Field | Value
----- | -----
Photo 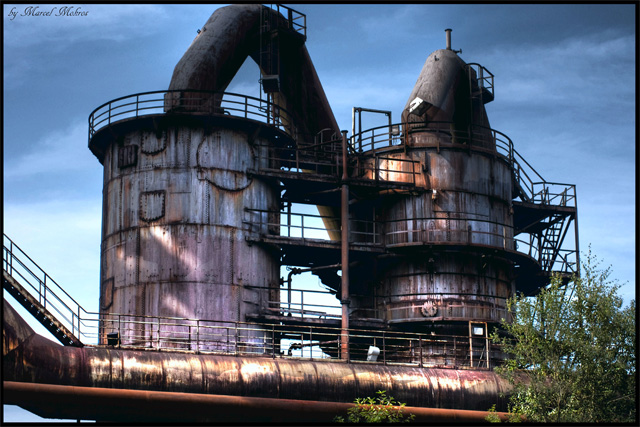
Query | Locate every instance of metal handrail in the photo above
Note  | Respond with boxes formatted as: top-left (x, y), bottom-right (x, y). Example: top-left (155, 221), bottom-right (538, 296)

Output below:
top-left (93, 310), bottom-right (504, 368)
top-left (3, 234), bottom-right (89, 338)
top-left (88, 90), bottom-right (299, 144)
top-left (384, 216), bottom-right (515, 249)
top-left (350, 121), bottom-right (576, 209)
top-left (267, 4), bottom-right (307, 38)
top-left (4, 234), bottom-right (507, 368)
top-left (351, 155), bottom-right (420, 186)
top-left (467, 63), bottom-right (494, 98)
top-left (244, 209), bottom-right (525, 251)
top-left (251, 135), bottom-right (420, 187)
top-left (244, 208), bottom-right (380, 244)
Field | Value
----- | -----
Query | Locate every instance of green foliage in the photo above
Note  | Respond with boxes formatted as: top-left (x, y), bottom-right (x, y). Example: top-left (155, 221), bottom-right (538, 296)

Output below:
top-left (492, 248), bottom-right (636, 423)
top-left (334, 390), bottom-right (415, 423)
top-left (484, 404), bottom-right (524, 423)
top-left (485, 404), bottom-right (502, 423)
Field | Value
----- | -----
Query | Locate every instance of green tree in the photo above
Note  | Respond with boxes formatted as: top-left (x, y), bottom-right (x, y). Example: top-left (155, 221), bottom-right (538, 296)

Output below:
top-left (492, 248), bottom-right (636, 423)
top-left (334, 390), bottom-right (415, 423)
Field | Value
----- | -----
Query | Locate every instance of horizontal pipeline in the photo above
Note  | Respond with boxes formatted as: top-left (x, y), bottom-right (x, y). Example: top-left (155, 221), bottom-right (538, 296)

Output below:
top-left (3, 381), bottom-right (522, 423)
top-left (3, 297), bottom-right (512, 413)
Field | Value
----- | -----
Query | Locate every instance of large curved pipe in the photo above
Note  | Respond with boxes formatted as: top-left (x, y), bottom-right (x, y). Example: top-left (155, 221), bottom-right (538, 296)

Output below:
top-left (169, 4), bottom-right (341, 240)
top-left (3, 298), bottom-right (511, 413)
top-left (169, 4), bottom-right (339, 146)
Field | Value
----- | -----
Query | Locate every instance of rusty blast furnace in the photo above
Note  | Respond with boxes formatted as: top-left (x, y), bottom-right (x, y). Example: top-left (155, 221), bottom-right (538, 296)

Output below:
top-left (3, 4), bottom-right (579, 422)
top-left (88, 5), bottom-right (578, 362)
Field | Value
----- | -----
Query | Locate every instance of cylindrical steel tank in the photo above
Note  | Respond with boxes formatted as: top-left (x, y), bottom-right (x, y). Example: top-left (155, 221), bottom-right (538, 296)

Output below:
top-left (352, 47), bottom-right (515, 338)
top-left (93, 114), bottom-right (281, 350)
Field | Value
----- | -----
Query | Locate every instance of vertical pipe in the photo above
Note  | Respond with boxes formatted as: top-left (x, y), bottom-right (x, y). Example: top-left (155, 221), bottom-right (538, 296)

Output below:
top-left (235, 322), bottom-right (239, 355)
top-left (382, 332), bottom-right (386, 364)
top-left (287, 202), bottom-right (291, 237)
top-left (573, 189), bottom-right (581, 277)
top-left (271, 325), bottom-right (275, 358)
top-left (287, 270), bottom-right (293, 315)
top-left (454, 337), bottom-right (457, 366)
top-left (358, 110), bottom-right (362, 151)
top-left (340, 130), bottom-right (350, 361)
top-left (485, 323), bottom-right (490, 369)
top-left (468, 322), bottom-right (473, 367)
top-left (351, 108), bottom-right (355, 149)
top-left (445, 29), bottom-right (452, 50)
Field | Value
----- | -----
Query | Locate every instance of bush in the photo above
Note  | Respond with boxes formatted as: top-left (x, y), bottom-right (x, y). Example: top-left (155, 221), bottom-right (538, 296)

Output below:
top-left (492, 248), bottom-right (636, 423)
top-left (334, 390), bottom-right (415, 423)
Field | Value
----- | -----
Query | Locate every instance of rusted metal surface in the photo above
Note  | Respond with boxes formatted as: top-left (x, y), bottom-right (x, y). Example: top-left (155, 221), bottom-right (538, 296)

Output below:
top-left (340, 130), bottom-right (350, 360)
top-left (3, 298), bottom-right (511, 411)
top-left (98, 119), bottom-right (280, 348)
top-left (168, 4), bottom-right (340, 147)
top-left (347, 41), bottom-right (516, 334)
top-left (2, 296), bottom-right (37, 357)
top-left (401, 48), bottom-right (492, 142)
top-left (90, 4), bottom-right (348, 351)
top-left (3, 381), bottom-right (522, 422)
top-left (167, 3), bottom-right (342, 239)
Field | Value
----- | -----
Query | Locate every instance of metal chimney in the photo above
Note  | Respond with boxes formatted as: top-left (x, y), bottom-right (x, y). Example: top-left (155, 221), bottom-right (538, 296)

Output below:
top-left (445, 28), bottom-right (452, 50)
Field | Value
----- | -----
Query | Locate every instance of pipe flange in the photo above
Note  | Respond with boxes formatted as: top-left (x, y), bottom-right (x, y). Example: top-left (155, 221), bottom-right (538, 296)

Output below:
top-left (421, 300), bottom-right (437, 317)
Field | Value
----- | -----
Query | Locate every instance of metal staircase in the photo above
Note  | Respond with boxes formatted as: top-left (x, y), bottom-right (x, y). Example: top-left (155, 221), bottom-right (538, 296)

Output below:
top-left (2, 234), bottom-right (84, 347)
top-left (492, 127), bottom-right (579, 280)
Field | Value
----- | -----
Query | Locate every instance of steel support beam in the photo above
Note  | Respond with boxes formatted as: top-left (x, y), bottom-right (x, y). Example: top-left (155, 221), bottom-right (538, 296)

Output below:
top-left (340, 130), bottom-right (350, 361)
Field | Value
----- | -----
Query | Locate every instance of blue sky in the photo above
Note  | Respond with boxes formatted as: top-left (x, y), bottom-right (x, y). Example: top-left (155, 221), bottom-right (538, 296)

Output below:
top-left (3, 3), bottom-right (636, 422)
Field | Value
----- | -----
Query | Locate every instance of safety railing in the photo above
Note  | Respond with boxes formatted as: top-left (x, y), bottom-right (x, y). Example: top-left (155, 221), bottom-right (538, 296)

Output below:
top-left (544, 248), bottom-right (579, 275)
top-left (245, 205), bottom-right (579, 275)
top-left (3, 234), bottom-right (89, 339)
top-left (531, 182), bottom-right (577, 207)
top-left (244, 208), bottom-right (382, 245)
top-left (266, 286), bottom-right (342, 320)
top-left (263, 4), bottom-right (307, 39)
top-left (93, 311), bottom-right (504, 368)
top-left (3, 232), bottom-right (509, 368)
top-left (350, 155), bottom-right (420, 186)
top-left (467, 63), bottom-right (494, 101)
top-left (350, 122), bottom-right (404, 153)
top-left (385, 216), bottom-right (516, 250)
top-left (251, 138), bottom-right (419, 187)
top-left (514, 234), bottom-right (541, 262)
top-left (244, 209), bottom-right (549, 257)
top-left (88, 90), bottom-right (299, 144)
top-left (351, 121), bottom-right (576, 209)
top-left (253, 137), bottom-right (342, 177)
